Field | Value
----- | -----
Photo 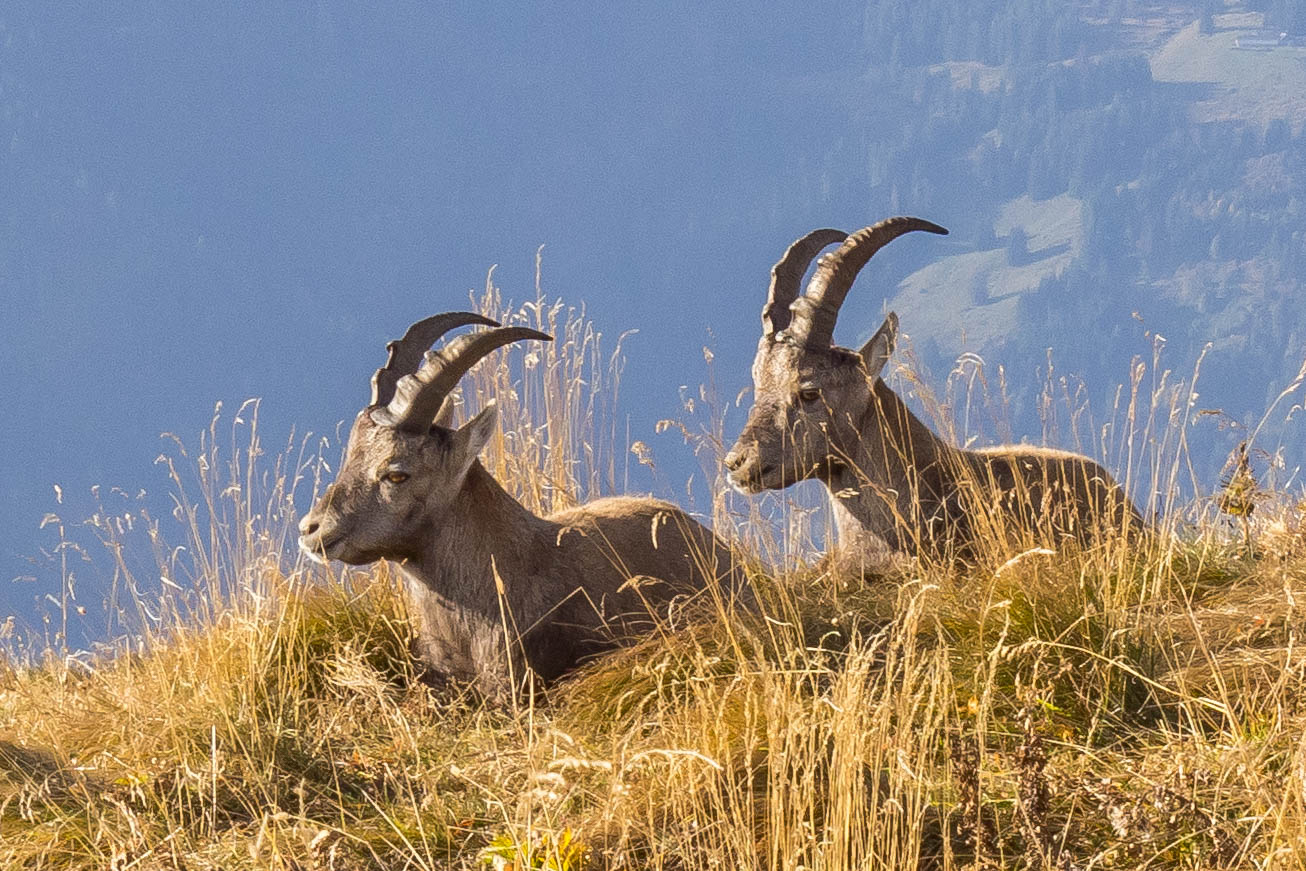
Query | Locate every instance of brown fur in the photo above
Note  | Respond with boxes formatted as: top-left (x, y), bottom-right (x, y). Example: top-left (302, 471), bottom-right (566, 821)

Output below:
top-left (301, 408), bottom-right (746, 701)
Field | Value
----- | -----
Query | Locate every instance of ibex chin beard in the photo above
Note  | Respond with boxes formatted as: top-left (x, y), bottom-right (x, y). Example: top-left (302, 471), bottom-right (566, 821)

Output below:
top-left (298, 527), bottom-right (346, 564)
top-left (726, 457), bottom-right (781, 494)
top-left (298, 536), bottom-right (330, 565)
top-left (726, 472), bottom-right (762, 496)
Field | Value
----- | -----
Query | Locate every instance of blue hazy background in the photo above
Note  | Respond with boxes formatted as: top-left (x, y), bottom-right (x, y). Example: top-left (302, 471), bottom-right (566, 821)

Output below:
top-left (4, 2), bottom-right (1305, 646)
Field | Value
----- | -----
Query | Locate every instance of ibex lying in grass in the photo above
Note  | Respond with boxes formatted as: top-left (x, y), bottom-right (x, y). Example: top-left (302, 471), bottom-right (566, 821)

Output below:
top-left (300, 312), bottom-right (747, 699)
top-left (725, 218), bottom-right (1144, 569)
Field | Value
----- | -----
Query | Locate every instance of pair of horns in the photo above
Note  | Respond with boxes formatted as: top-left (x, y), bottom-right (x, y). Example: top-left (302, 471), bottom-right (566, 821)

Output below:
top-left (763, 216), bottom-right (948, 349)
top-left (369, 311), bottom-right (552, 432)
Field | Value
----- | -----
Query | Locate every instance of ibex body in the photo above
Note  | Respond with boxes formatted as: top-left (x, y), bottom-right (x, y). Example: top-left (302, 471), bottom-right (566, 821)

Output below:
top-left (725, 219), bottom-right (1144, 569)
top-left (300, 313), bottom-right (745, 700)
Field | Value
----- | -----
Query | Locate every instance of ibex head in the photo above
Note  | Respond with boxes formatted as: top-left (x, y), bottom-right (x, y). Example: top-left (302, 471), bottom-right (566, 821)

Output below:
top-left (725, 218), bottom-right (947, 493)
top-left (299, 312), bottom-right (551, 565)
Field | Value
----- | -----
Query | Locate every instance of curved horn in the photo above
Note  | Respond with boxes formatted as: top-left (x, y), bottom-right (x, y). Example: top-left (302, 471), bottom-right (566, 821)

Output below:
top-left (786, 217), bottom-right (948, 349)
top-left (370, 311), bottom-right (500, 407)
top-left (762, 228), bottom-right (847, 337)
top-left (376, 326), bottom-right (553, 431)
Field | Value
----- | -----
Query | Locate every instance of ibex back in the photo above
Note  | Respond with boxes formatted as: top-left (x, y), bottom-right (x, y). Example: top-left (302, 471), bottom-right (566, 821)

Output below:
top-left (724, 219), bottom-right (1144, 571)
top-left (300, 312), bottom-right (747, 700)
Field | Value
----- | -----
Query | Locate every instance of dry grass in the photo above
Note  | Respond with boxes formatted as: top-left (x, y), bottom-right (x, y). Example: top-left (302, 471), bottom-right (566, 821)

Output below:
top-left (3, 279), bottom-right (1306, 870)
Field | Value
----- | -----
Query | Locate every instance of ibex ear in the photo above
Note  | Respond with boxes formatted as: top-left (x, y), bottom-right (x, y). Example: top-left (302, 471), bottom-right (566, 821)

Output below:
top-left (452, 401), bottom-right (498, 474)
top-left (432, 393), bottom-right (458, 429)
top-left (858, 312), bottom-right (898, 379)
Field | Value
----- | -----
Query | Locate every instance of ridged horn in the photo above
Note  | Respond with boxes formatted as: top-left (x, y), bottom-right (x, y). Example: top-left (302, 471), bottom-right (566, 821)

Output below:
top-left (786, 217), bottom-right (948, 349)
top-left (370, 312), bottom-right (499, 407)
top-left (374, 325), bottom-right (553, 432)
top-left (762, 228), bottom-right (847, 337)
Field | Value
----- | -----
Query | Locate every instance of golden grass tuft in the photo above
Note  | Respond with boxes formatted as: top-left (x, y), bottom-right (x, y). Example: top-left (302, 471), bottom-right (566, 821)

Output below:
top-left (3, 275), bottom-right (1306, 869)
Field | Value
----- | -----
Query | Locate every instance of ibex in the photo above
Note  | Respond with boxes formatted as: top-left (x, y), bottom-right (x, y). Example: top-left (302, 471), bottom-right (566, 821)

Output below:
top-left (300, 312), bottom-right (747, 699)
top-left (724, 218), bottom-right (1144, 570)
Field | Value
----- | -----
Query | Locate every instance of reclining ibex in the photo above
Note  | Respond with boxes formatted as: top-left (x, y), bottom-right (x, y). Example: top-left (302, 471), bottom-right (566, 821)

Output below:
top-left (300, 312), bottom-right (746, 699)
top-left (724, 218), bottom-right (1144, 569)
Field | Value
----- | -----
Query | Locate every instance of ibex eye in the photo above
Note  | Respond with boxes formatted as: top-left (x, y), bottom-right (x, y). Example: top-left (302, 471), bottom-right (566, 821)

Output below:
top-left (798, 387), bottom-right (821, 403)
top-left (383, 471), bottom-right (410, 485)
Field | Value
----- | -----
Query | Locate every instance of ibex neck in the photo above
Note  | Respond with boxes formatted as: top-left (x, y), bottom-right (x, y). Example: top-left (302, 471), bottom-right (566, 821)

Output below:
top-left (406, 462), bottom-right (551, 616)
top-left (866, 377), bottom-right (956, 468)
top-left (823, 378), bottom-right (961, 557)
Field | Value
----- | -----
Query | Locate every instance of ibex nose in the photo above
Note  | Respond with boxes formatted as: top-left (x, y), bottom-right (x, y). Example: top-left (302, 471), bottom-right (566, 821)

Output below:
top-left (724, 448), bottom-right (744, 472)
top-left (299, 515), bottom-right (319, 537)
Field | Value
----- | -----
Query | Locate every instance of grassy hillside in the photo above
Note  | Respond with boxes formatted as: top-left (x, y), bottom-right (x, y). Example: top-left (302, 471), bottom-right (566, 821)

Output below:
top-left (3, 296), bottom-right (1305, 870)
